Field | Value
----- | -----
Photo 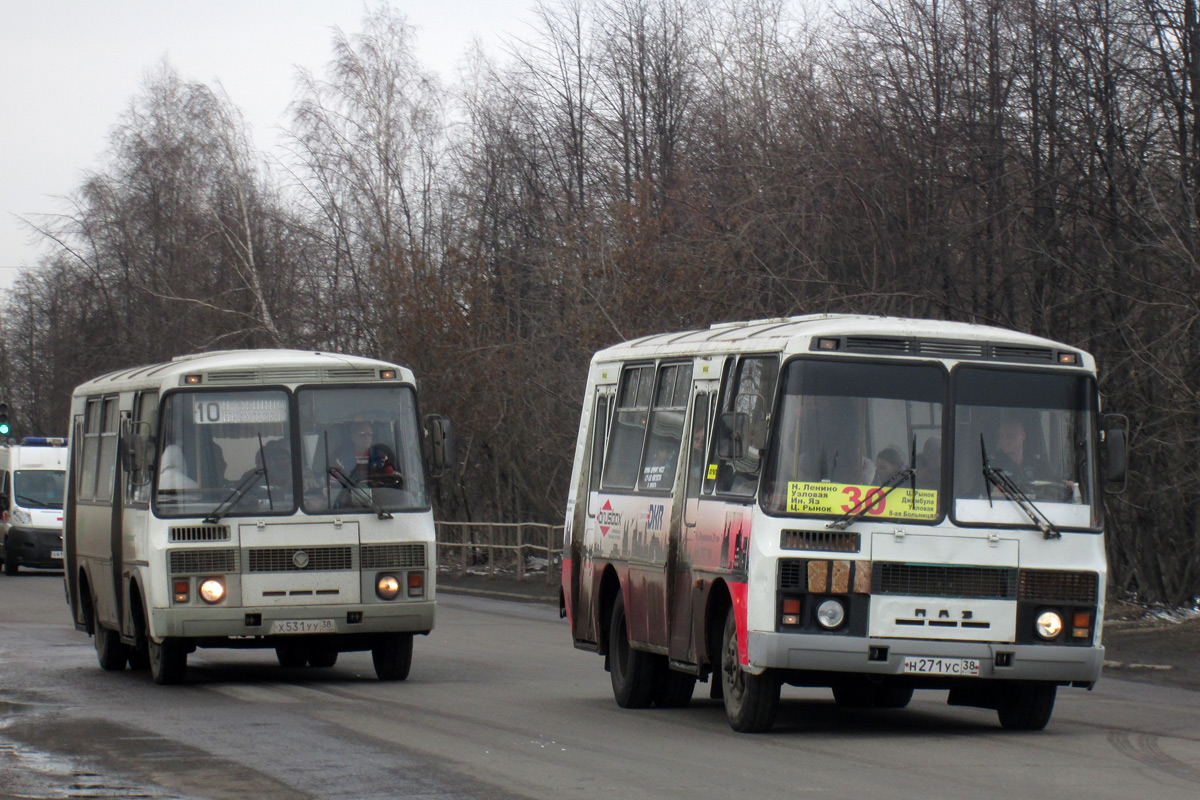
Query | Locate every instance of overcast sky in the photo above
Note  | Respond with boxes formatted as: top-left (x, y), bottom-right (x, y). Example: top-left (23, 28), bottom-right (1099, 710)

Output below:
top-left (0, 0), bottom-right (535, 289)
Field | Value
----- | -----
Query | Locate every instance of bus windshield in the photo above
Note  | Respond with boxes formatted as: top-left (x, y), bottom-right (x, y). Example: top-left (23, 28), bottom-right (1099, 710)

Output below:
top-left (299, 385), bottom-right (429, 514)
top-left (154, 385), bottom-right (429, 518)
top-left (155, 390), bottom-right (294, 517)
top-left (952, 368), bottom-right (1099, 530)
top-left (14, 470), bottom-right (66, 510)
top-left (762, 359), bottom-right (944, 521)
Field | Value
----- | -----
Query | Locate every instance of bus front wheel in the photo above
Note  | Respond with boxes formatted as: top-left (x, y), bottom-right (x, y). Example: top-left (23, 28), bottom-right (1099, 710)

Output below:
top-left (997, 682), bottom-right (1056, 730)
top-left (372, 633), bottom-right (413, 681)
top-left (720, 607), bottom-right (780, 732)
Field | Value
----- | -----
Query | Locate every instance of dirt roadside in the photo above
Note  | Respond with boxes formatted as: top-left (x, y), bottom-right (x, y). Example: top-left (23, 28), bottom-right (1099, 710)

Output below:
top-left (438, 572), bottom-right (1200, 692)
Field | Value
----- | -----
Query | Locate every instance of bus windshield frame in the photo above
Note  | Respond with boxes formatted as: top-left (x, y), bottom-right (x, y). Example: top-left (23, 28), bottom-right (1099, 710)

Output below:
top-left (950, 365), bottom-right (1101, 532)
top-left (152, 384), bottom-right (429, 519)
top-left (761, 357), bottom-right (946, 523)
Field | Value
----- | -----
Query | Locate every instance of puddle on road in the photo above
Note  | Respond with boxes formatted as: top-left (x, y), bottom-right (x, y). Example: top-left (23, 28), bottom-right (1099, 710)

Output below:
top-left (1, 701), bottom-right (189, 800)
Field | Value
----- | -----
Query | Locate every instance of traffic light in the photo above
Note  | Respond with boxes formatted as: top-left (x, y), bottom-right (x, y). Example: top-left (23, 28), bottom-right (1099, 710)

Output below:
top-left (0, 401), bottom-right (10, 436)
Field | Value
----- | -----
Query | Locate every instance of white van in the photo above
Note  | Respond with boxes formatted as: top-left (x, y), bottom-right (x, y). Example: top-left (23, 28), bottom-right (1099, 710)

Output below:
top-left (0, 438), bottom-right (68, 575)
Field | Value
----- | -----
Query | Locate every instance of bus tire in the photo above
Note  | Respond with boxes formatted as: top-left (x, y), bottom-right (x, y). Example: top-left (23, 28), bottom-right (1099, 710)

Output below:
top-left (308, 647), bottom-right (338, 668)
top-left (3, 546), bottom-right (17, 576)
top-left (996, 682), bottom-right (1056, 731)
top-left (275, 642), bottom-right (309, 668)
top-left (653, 667), bottom-right (697, 709)
top-left (608, 592), bottom-right (658, 709)
top-left (372, 633), bottom-right (413, 681)
top-left (720, 607), bottom-right (779, 732)
top-left (93, 624), bottom-right (129, 671)
top-left (149, 638), bottom-right (187, 685)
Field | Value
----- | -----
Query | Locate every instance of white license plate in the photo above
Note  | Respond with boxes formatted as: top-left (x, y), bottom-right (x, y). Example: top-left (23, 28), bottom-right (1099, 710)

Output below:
top-left (51, 550), bottom-right (64, 559)
top-left (270, 618), bottom-right (336, 635)
top-left (902, 657), bottom-right (980, 676)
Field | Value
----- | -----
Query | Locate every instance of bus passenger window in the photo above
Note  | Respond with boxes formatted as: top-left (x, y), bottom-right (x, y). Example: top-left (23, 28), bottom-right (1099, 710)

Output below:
top-left (602, 366), bottom-right (654, 490)
top-left (638, 364), bottom-right (689, 492)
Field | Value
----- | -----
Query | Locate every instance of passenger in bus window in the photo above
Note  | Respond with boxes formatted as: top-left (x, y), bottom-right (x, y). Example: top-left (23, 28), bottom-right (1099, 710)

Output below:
top-left (872, 447), bottom-right (903, 486)
top-left (991, 415), bottom-right (1033, 481)
top-left (366, 442), bottom-right (403, 488)
top-left (159, 443), bottom-right (197, 490)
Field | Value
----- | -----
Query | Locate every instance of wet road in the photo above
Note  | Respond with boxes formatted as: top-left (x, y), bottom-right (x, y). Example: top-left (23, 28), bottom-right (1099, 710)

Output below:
top-left (2, 571), bottom-right (1199, 799)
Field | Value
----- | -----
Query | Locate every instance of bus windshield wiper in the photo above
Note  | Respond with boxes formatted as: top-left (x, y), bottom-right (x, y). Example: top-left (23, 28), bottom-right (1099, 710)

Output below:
top-left (328, 466), bottom-right (393, 520)
top-left (980, 435), bottom-right (1060, 540)
top-left (203, 467), bottom-right (264, 525)
top-left (828, 440), bottom-right (917, 530)
top-left (203, 435), bottom-right (269, 525)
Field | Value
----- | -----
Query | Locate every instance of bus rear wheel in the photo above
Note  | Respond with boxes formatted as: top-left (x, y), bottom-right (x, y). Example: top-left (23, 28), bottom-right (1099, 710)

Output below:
top-left (997, 682), bottom-right (1056, 730)
top-left (93, 624), bottom-right (129, 671)
top-left (372, 633), bottom-right (413, 681)
top-left (308, 647), bottom-right (339, 668)
top-left (832, 677), bottom-right (914, 709)
top-left (720, 607), bottom-right (779, 732)
top-left (608, 592), bottom-right (659, 708)
top-left (149, 637), bottom-right (187, 685)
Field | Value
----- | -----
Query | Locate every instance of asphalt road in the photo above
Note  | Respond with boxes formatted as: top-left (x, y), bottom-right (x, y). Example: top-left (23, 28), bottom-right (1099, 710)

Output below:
top-left (2, 570), bottom-right (1199, 800)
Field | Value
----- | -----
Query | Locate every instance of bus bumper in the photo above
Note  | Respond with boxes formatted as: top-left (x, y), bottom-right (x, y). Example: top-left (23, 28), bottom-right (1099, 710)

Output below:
top-left (150, 600), bottom-right (435, 643)
top-left (748, 630), bottom-right (1104, 684)
top-left (3, 527), bottom-right (63, 570)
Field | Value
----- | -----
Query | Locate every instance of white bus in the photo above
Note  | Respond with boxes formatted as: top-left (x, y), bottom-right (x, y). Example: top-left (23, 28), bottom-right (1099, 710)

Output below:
top-left (561, 315), bottom-right (1127, 732)
top-left (64, 350), bottom-right (451, 684)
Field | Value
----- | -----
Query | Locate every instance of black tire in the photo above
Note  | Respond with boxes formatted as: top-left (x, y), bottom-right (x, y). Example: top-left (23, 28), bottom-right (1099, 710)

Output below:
top-left (608, 592), bottom-right (660, 708)
top-left (308, 648), bottom-right (339, 668)
top-left (653, 667), bottom-right (697, 709)
top-left (832, 677), bottom-right (913, 709)
top-left (997, 682), bottom-right (1057, 731)
top-left (93, 624), bottom-right (129, 671)
top-left (3, 547), bottom-right (17, 576)
top-left (720, 606), bottom-right (780, 732)
top-left (372, 633), bottom-right (413, 681)
top-left (148, 637), bottom-right (187, 685)
top-left (275, 642), bottom-right (309, 668)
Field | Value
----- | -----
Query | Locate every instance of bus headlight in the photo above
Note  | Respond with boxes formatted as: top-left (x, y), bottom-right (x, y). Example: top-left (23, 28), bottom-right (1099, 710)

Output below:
top-left (198, 578), bottom-right (226, 604)
top-left (816, 598), bottom-right (846, 630)
top-left (376, 574), bottom-right (401, 600)
top-left (1035, 610), bottom-right (1063, 640)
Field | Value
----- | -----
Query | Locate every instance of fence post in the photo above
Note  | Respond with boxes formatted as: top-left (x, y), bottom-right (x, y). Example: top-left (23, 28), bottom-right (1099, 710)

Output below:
top-left (516, 524), bottom-right (525, 582)
top-left (459, 524), bottom-right (467, 576)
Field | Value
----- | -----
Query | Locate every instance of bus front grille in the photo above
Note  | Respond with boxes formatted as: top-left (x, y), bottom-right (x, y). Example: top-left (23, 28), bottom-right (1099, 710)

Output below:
top-left (246, 546), bottom-right (354, 572)
top-left (780, 529), bottom-right (860, 553)
top-left (361, 543), bottom-right (426, 569)
top-left (874, 562), bottom-right (1016, 600)
top-left (1018, 569), bottom-right (1098, 603)
top-left (169, 525), bottom-right (231, 542)
top-left (169, 548), bottom-right (239, 575)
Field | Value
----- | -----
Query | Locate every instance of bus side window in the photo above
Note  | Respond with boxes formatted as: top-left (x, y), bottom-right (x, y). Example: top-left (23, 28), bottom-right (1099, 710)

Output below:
top-left (589, 394), bottom-right (610, 494)
top-left (95, 398), bottom-right (120, 503)
top-left (686, 392), bottom-right (710, 499)
top-left (638, 364), bottom-right (689, 492)
top-left (79, 398), bottom-right (103, 501)
top-left (709, 357), bottom-right (778, 496)
top-left (602, 365), bottom-right (654, 490)
top-left (128, 391), bottom-right (159, 504)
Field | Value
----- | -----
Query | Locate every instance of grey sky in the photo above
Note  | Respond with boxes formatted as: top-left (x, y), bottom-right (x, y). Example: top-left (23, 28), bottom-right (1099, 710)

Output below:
top-left (0, 0), bottom-right (534, 289)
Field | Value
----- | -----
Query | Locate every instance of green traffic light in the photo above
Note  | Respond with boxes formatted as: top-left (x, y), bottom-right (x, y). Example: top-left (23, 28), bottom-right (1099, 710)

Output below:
top-left (0, 423), bottom-right (9, 435)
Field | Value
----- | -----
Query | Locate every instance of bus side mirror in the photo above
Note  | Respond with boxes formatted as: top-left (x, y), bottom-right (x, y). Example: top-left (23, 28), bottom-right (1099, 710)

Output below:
top-left (715, 412), bottom-right (748, 460)
top-left (1102, 414), bottom-right (1128, 493)
top-left (425, 415), bottom-right (452, 478)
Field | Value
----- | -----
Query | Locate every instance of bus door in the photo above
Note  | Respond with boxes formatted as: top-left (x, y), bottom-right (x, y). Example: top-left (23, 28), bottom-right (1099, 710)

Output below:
top-left (670, 374), bottom-right (718, 664)
top-left (576, 384), bottom-right (615, 644)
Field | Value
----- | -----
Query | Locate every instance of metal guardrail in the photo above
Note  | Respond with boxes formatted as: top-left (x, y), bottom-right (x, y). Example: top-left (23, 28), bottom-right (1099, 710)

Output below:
top-left (435, 521), bottom-right (565, 585)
